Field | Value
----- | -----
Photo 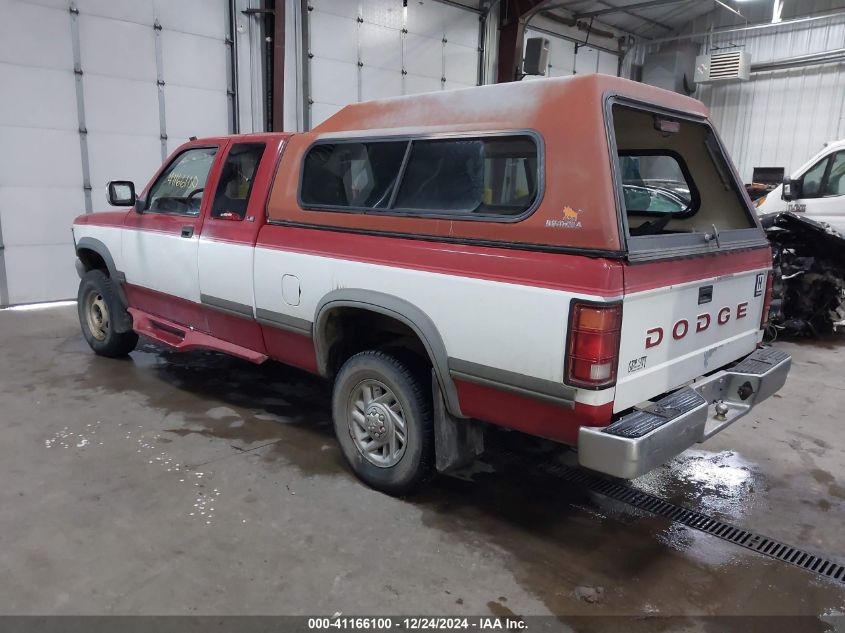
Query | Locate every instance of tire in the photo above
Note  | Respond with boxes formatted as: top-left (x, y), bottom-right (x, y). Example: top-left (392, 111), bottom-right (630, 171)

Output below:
top-left (332, 350), bottom-right (435, 495)
top-left (77, 269), bottom-right (138, 358)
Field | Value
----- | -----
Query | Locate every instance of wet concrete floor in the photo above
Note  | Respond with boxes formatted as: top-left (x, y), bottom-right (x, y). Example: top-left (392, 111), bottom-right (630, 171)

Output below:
top-left (0, 305), bottom-right (844, 622)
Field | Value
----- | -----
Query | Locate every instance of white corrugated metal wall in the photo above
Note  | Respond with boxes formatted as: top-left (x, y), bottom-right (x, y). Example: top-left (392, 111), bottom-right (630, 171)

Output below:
top-left (698, 11), bottom-right (845, 182)
top-left (632, 1), bottom-right (845, 183)
top-left (304, 0), bottom-right (482, 128)
top-left (0, 0), bottom-right (240, 306)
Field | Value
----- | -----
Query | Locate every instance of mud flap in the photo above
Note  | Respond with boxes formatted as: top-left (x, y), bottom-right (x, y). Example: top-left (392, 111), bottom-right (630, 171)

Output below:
top-left (112, 307), bottom-right (134, 334)
top-left (432, 371), bottom-right (484, 473)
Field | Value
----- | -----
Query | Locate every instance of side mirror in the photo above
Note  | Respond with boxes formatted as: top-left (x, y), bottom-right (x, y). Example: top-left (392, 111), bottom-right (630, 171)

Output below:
top-left (782, 178), bottom-right (802, 201)
top-left (107, 181), bottom-right (136, 207)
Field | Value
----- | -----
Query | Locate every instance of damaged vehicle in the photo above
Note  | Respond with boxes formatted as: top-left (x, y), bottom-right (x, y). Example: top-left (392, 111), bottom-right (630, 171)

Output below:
top-left (760, 211), bottom-right (845, 337)
top-left (756, 138), bottom-right (845, 232)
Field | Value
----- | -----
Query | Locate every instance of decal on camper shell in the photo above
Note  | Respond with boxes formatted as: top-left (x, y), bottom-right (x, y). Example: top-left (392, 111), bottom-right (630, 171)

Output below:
top-left (545, 206), bottom-right (583, 229)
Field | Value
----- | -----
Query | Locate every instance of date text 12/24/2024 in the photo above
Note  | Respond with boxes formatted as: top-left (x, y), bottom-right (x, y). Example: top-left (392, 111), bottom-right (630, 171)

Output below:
top-left (307, 617), bottom-right (527, 630)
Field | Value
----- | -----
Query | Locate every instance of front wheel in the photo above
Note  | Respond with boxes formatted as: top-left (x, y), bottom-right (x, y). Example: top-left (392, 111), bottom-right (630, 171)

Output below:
top-left (77, 269), bottom-right (138, 357)
top-left (332, 350), bottom-right (435, 495)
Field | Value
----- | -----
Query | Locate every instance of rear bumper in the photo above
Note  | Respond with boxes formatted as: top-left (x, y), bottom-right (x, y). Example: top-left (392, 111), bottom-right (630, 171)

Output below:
top-left (577, 347), bottom-right (791, 479)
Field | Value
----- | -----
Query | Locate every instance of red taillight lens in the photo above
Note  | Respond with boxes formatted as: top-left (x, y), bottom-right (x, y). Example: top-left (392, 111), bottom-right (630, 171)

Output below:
top-left (566, 302), bottom-right (623, 389)
top-left (760, 271), bottom-right (774, 329)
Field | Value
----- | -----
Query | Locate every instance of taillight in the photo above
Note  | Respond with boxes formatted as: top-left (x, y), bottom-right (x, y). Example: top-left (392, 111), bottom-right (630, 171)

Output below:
top-left (760, 271), bottom-right (774, 329)
top-left (566, 301), bottom-right (623, 389)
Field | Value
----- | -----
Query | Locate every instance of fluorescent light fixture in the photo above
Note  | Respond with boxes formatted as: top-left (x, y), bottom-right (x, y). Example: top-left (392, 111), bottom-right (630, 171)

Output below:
top-left (772, 0), bottom-right (783, 23)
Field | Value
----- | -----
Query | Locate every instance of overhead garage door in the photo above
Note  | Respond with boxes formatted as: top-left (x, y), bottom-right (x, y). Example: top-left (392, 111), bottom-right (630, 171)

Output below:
top-left (0, 0), bottom-right (233, 306)
top-left (524, 27), bottom-right (619, 78)
top-left (306, 0), bottom-right (481, 127)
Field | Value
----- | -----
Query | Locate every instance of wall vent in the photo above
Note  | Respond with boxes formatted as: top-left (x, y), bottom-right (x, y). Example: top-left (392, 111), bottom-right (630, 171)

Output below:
top-left (694, 50), bottom-right (751, 83)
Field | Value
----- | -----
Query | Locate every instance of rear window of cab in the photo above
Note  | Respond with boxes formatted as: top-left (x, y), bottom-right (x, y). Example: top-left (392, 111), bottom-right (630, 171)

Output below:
top-left (299, 134), bottom-right (541, 221)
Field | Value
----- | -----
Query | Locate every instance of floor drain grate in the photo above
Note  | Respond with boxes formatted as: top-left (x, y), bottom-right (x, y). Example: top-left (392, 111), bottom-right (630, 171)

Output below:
top-left (542, 462), bottom-right (845, 585)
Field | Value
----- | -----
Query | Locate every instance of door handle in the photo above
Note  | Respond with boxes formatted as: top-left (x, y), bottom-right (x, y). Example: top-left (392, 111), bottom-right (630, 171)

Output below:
top-left (181, 225), bottom-right (194, 238)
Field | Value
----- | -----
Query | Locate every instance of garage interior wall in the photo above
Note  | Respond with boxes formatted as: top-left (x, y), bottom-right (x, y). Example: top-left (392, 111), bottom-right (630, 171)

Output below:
top-left (304, 0), bottom-right (482, 128)
top-left (632, 1), bottom-right (845, 183)
top-left (698, 11), bottom-right (845, 182)
top-left (523, 16), bottom-right (620, 79)
top-left (0, 0), bottom-right (258, 306)
top-left (523, 27), bottom-right (619, 78)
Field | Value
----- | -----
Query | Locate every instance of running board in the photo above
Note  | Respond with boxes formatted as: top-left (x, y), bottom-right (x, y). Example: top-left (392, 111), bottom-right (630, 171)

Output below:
top-left (127, 307), bottom-right (268, 364)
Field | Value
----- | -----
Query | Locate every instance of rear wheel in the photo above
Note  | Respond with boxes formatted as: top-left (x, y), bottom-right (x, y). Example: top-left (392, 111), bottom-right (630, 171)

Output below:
top-left (332, 350), bottom-right (434, 495)
top-left (77, 270), bottom-right (138, 357)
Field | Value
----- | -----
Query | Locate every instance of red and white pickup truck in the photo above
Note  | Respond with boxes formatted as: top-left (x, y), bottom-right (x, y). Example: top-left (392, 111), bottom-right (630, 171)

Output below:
top-left (72, 75), bottom-right (791, 494)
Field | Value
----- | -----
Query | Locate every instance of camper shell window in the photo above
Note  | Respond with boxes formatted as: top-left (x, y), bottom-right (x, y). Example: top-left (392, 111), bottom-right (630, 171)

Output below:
top-left (299, 133), bottom-right (541, 220)
top-left (611, 103), bottom-right (757, 242)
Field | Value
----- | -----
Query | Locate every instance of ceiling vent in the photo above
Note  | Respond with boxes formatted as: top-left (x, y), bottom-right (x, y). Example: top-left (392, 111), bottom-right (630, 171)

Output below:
top-left (694, 50), bottom-right (751, 83)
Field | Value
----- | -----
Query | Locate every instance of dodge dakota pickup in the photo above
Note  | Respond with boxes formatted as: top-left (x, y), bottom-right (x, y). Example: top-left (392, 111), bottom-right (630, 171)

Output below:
top-left (72, 75), bottom-right (791, 494)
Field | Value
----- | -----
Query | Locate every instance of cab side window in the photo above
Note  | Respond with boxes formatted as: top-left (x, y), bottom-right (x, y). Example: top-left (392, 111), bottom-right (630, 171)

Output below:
top-left (147, 147), bottom-right (218, 216)
top-left (211, 143), bottom-right (267, 220)
top-left (800, 156), bottom-right (829, 198)
top-left (822, 152), bottom-right (845, 197)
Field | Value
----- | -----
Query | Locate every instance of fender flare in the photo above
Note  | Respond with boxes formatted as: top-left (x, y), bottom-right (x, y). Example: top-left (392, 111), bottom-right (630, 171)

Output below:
top-left (75, 237), bottom-right (132, 333)
top-left (313, 289), bottom-right (465, 418)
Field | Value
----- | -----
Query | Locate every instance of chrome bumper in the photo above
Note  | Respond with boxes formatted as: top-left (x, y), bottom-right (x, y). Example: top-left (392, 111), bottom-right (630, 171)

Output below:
top-left (578, 347), bottom-right (792, 479)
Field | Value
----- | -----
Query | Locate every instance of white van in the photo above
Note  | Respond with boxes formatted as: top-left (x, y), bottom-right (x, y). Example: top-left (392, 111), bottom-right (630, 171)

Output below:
top-left (756, 139), bottom-right (845, 234)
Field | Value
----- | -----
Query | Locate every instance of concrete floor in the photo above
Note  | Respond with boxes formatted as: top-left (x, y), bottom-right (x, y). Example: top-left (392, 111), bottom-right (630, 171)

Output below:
top-left (0, 305), bottom-right (844, 621)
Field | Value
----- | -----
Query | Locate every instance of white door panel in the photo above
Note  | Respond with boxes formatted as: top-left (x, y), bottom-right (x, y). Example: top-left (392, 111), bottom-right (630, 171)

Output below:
top-left (598, 50), bottom-right (619, 76)
top-left (444, 42), bottom-right (477, 86)
top-left (574, 46), bottom-right (599, 74)
top-left (166, 85), bottom-right (229, 141)
top-left (310, 10), bottom-right (359, 63)
top-left (404, 1), bottom-right (443, 38)
top-left (79, 13), bottom-right (156, 81)
top-left (0, 63), bottom-right (77, 130)
top-left (404, 33), bottom-right (443, 79)
top-left (73, 0), bottom-right (154, 24)
top-left (155, 0), bottom-right (226, 38)
top-left (121, 229), bottom-right (201, 302)
top-left (0, 1), bottom-right (73, 70)
top-left (161, 30), bottom-right (228, 92)
top-left (361, 66), bottom-right (402, 102)
top-left (83, 75), bottom-right (160, 137)
top-left (311, 0), bottom-right (360, 19)
top-left (549, 39), bottom-right (575, 76)
top-left (803, 200), bottom-right (845, 234)
top-left (198, 238), bottom-right (254, 310)
top-left (4, 243), bottom-right (79, 305)
top-left (404, 73), bottom-right (442, 95)
top-left (442, 4), bottom-right (479, 48)
top-left (310, 57), bottom-right (358, 107)
top-left (360, 22), bottom-right (402, 71)
top-left (2, 187), bottom-right (86, 247)
top-left (307, 0), bottom-right (480, 127)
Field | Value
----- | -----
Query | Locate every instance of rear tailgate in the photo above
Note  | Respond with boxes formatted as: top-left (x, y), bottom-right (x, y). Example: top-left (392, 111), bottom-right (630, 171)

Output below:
top-left (614, 248), bottom-right (771, 412)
